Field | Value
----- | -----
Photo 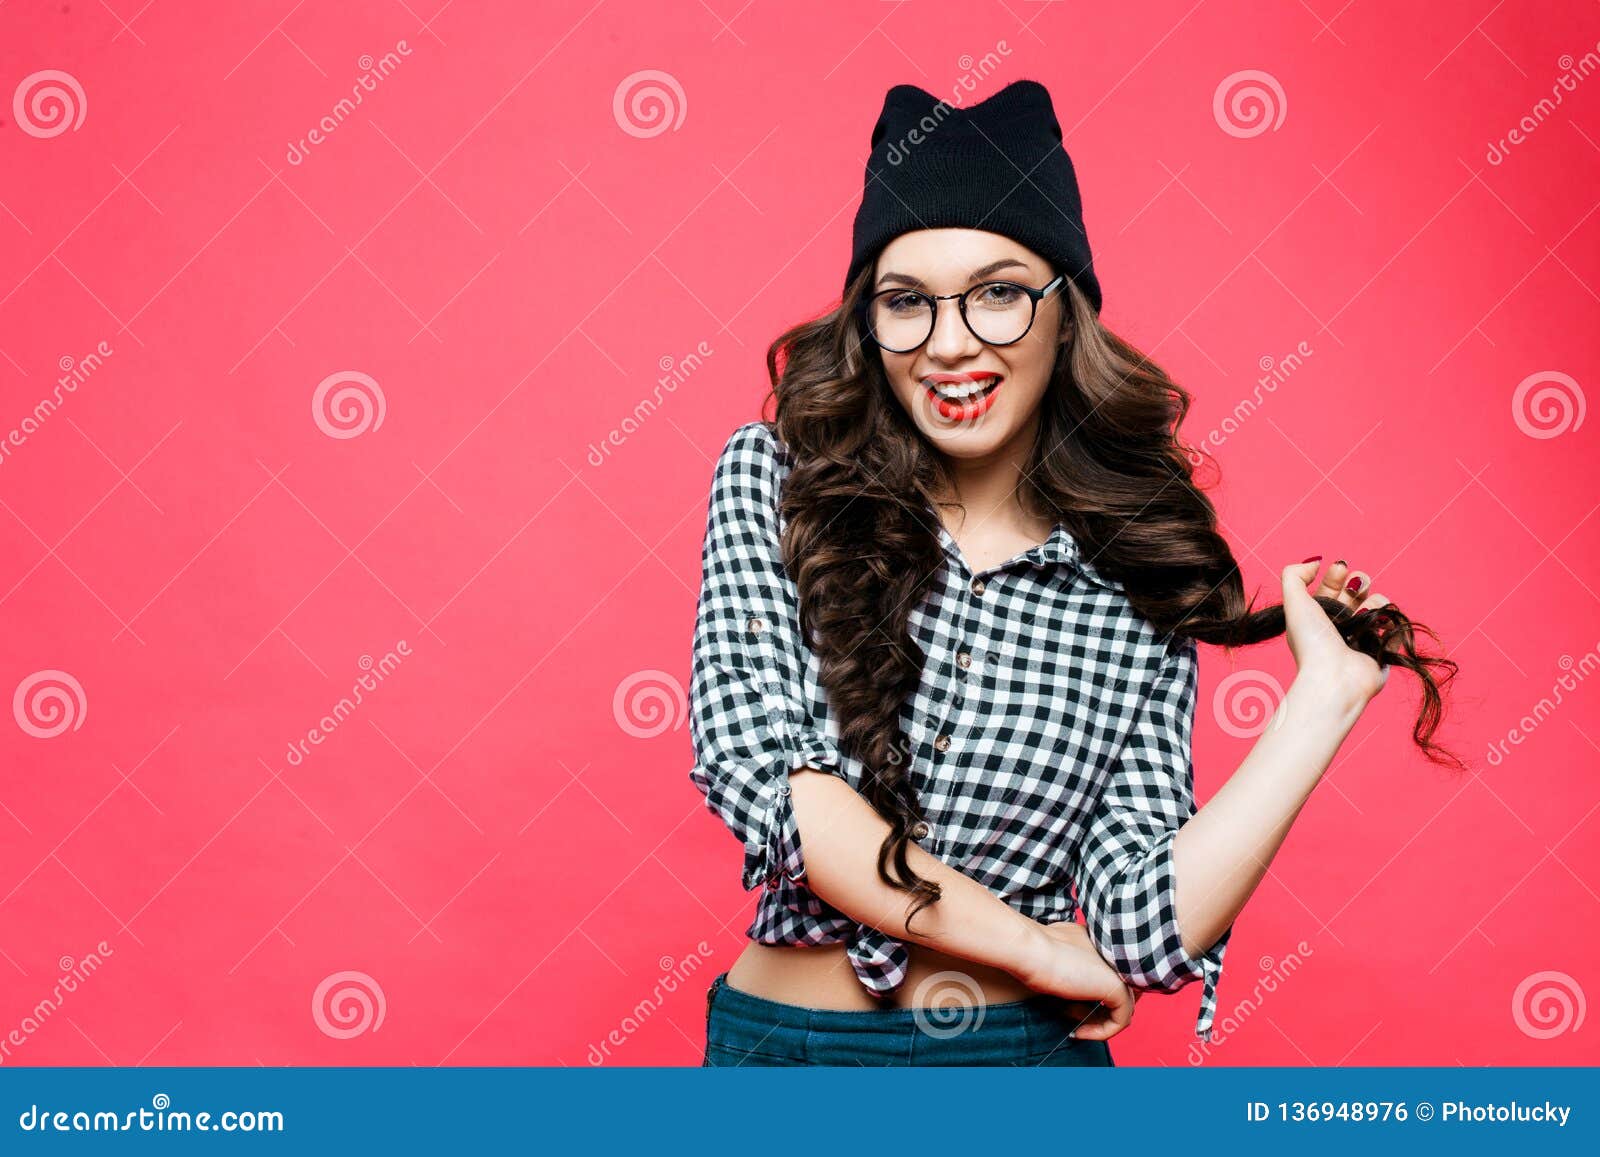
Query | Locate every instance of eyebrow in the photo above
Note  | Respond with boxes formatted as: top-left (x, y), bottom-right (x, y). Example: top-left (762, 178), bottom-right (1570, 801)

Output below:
top-left (874, 258), bottom-right (1031, 291)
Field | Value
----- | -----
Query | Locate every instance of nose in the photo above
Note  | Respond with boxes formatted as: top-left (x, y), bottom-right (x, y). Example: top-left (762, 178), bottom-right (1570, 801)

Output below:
top-left (925, 296), bottom-right (983, 362)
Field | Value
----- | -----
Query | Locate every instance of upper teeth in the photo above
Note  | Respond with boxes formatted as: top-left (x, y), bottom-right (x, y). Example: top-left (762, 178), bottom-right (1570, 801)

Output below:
top-left (926, 378), bottom-right (995, 399)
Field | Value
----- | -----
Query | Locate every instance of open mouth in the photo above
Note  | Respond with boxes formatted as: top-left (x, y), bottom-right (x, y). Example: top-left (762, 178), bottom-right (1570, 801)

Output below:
top-left (924, 375), bottom-right (1003, 421)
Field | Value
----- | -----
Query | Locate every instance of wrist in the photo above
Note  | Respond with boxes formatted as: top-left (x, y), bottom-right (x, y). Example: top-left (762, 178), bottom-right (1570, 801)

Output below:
top-left (1287, 664), bottom-right (1369, 727)
top-left (1005, 918), bottom-right (1052, 988)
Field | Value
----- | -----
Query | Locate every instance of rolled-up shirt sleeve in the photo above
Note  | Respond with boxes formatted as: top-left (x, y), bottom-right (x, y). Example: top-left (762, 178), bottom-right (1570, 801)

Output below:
top-left (687, 422), bottom-right (850, 894)
top-left (1071, 634), bottom-right (1233, 1040)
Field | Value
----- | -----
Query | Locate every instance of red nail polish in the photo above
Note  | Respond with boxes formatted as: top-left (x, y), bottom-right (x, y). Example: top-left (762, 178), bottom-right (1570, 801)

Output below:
top-left (1346, 576), bottom-right (1363, 593)
top-left (1301, 555), bottom-right (1322, 563)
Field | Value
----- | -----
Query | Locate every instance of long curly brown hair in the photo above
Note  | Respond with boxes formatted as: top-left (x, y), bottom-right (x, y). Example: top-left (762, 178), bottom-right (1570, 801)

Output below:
top-left (759, 259), bottom-right (1464, 932)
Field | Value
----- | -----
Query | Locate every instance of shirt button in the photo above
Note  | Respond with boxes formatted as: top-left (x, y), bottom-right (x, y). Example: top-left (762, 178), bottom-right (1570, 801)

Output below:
top-left (910, 821), bottom-right (930, 839)
top-left (747, 616), bottom-right (766, 635)
top-left (934, 733), bottom-right (951, 752)
top-left (956, 651), bottom-right (972, 669)
top-left (970, 578), bottom-right (986, 596)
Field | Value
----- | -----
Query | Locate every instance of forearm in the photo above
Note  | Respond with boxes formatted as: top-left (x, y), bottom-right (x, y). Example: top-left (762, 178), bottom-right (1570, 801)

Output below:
top-left (787, 766), bottom-right (1045, 981)
top-left (1171, 670), bottom-right (1367, 955)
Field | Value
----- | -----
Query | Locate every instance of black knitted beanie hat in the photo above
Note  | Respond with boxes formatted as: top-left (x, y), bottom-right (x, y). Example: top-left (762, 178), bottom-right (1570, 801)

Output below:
top-left (845, 78), bottom-right (1102, 314)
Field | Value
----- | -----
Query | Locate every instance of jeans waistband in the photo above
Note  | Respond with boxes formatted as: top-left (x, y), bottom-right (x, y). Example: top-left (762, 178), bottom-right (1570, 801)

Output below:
top-left (706, 970), bottom-right (1071, 1035)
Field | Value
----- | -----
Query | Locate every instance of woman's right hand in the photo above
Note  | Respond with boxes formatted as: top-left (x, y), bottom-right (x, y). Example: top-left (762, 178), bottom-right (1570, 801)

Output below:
top-left (1013, 918), bottom-right (1135, 1041)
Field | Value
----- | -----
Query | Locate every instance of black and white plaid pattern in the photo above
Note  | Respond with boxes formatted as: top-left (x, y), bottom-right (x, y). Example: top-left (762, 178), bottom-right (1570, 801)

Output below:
top-left (688, 421), bottom-right (1232, 1040)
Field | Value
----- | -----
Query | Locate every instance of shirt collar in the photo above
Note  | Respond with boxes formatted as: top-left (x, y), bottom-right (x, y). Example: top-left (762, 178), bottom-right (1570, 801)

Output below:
top-left (934, 518), bottom-right (1124, 592)
top-left (1041, 521), bottom-right (1124, 592)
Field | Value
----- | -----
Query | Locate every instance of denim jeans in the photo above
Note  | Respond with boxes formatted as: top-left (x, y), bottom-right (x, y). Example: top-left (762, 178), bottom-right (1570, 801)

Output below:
top-left (701, 970), bottom-right (1115, 1067)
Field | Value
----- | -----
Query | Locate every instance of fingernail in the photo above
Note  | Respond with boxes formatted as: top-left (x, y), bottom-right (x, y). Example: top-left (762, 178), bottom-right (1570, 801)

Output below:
top-left (1346, 575), bottom-right (1363, 593)
top-left (1334, 558), bottom-right (1347, 567)
top-left (1301, 554), bottom-right (1322, 564)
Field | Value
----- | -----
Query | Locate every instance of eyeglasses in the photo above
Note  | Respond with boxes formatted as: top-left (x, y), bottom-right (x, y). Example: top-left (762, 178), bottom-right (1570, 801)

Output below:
top-left (857, 274), bottom-right (1065, 353)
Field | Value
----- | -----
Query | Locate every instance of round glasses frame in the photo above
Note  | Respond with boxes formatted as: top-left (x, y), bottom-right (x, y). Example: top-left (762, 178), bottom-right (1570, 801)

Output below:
top-left (856, 273), bottom-right (1066, 353)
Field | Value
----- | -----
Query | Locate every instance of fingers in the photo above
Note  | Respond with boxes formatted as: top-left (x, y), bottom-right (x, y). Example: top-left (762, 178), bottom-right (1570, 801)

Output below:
top-left (1358, 593), bottom-right (1391, 616)
top-left (1281, 557), bottom-right (1322, 598)
top-left (1060, 987), bottom-right (1134, 1041)
top-left (1313, 559), bottom-right (1346, 599)
top-left (1067, 1006), bottom-right (1123, 1041)
top-left (1321, 559), bottom-right (1363, 605)
top-left (1339, 563), bottom-right (1372, 609)
top-left (1309, 557), bottom-right (1374, 611)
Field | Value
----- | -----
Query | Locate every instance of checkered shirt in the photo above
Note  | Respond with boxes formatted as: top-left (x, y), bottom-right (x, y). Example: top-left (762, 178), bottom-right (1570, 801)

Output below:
top-left (687, 420), bottom-right (1232, 1040)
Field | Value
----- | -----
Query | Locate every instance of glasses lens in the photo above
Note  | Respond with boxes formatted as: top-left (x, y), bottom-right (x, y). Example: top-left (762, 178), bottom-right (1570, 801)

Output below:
top-left (963, 282), bottom-right (1035, 345)
top-left (867, 291), bottom-right (933, 351)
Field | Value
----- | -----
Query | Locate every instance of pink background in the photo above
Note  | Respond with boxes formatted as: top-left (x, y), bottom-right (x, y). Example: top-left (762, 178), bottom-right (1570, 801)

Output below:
top-left (1, 0), bottom-right (1597, 1067)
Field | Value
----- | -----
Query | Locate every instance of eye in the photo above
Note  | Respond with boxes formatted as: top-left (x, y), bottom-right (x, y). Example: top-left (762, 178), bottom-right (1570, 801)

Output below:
top-left (973, 282), bottom-right (1024, 306)
top-left (883, 291), bottom-right (927, 314)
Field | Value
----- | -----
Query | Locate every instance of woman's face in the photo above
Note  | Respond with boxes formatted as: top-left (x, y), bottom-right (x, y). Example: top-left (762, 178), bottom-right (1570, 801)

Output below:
top-left (869, 229), bottom-right (1069, 459)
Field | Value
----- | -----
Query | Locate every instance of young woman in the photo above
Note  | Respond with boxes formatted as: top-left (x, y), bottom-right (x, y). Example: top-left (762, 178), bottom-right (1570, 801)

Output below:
top-left (687, 79), bottom-right (1459, 1067)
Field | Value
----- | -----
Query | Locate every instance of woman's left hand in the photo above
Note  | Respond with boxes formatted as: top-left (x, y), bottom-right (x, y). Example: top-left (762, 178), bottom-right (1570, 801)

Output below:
top-left (1281, 557), bottom-right (1393, 705)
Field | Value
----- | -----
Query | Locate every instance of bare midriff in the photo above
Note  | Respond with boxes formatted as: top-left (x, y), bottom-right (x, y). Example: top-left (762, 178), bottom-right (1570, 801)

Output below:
top-left (724, 939), bottom-right (1036, 1010)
